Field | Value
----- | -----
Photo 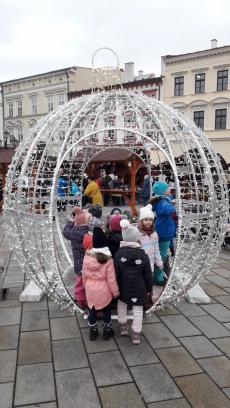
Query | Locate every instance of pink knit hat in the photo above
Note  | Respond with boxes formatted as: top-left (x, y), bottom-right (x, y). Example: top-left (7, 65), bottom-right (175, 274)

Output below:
top-left (109, 215), bottom-right (122, 231)
top-left (72, 206), bottom-right (91, 226)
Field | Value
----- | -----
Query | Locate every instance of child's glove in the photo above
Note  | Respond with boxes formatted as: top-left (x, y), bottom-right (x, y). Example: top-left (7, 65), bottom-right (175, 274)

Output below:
top-left (171, 211), bottom-right (178, 223)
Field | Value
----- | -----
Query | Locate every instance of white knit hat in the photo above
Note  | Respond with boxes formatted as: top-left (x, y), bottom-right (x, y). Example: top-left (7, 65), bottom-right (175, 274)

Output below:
top-left (120, 219), bottom-right (140, 242)
top-left (139, 204), bottom-right (154, 220)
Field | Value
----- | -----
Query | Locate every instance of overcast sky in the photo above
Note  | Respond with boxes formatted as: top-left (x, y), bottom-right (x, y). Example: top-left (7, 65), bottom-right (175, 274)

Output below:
top-left (1, 0), bottom-right (230, 83)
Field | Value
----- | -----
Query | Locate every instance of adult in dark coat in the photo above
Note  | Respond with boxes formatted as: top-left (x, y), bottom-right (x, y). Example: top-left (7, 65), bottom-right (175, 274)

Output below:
top-left (141, 175), bottom-right (150, 206)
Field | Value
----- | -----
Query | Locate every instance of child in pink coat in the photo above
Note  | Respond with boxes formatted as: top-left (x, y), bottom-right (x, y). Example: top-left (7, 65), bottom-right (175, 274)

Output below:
top-left (82, 227), bottom-right (120, 341)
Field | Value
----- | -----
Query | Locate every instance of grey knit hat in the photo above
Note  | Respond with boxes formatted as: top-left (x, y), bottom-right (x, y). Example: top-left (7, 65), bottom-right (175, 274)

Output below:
top-left (88, 216), bottom-right (105, 233)
top-left (120, 219), bottom-right (140, 242)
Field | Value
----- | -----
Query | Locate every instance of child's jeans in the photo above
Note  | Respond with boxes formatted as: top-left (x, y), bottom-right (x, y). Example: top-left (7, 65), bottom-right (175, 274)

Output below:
top-left (74, 275), bottom-right (86, 303)
top-left (117, 299), bottom-right (143, 333)
top-left (153, 240), bottom-right (170, 282)
top-left (88, 303), bottom-right (112, 326)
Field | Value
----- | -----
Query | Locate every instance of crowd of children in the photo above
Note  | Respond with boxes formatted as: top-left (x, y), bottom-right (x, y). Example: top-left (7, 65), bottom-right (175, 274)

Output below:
top-left (62, 180), bottom-right (178, 345)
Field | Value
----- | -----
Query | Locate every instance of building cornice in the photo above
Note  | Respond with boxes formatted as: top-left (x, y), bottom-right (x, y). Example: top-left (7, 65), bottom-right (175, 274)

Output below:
top-left (164, 47), bottom-right (230, 65)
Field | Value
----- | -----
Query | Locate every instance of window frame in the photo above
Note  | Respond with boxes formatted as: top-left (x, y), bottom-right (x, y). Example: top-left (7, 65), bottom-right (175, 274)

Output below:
top-left (31, 98), bottom-right (37, 114)
top-left (17, 127), bottom-right (23, 141)
top-left (8, 102), bottom-right (13, 117)
top-left (174, 76), bottom-right (184, 96)
top-left (217, 70), bottom-right (228, 91)
top-left (195, 73), bottom-right (205, 94)
top-left (215, 108), bottom-right (227, 129)
top-left (194, 110), bottom-right (204, 130)
top-left (57, 94), bottom-right (65, 106)
top-left (47, 96), bottom-right (54, 113)
top-left (17, 101), bottom-right (22, 116)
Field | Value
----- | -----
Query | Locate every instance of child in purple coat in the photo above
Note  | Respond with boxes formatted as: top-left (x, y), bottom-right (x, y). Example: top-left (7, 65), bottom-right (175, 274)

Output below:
top-left (62, 206), bottom-right (91, 309)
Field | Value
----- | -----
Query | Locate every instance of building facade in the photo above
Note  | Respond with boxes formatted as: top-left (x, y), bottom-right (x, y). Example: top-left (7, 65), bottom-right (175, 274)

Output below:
top-left (162, 40), bottom-right (230, 163)
top-left (0, 66), bottom-right (93, 146)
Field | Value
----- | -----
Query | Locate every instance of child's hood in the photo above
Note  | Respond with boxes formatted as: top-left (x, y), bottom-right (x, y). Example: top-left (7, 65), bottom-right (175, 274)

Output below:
top-left (84, 253), bottom-right (101, 270)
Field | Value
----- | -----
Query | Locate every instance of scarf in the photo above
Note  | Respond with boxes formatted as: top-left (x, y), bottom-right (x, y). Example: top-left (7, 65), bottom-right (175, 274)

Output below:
top-left (120, 241), bottom-right (142, 248)
top-left (91, 247), bottom-right (112, 257)
top-left (154, 194), bottom-right (171, 202)
top-left (142, 225), bottom-right (153, 235)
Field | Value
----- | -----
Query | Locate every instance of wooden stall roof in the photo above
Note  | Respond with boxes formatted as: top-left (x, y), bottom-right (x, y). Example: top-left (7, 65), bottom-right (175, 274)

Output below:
top-left (0, 149), bottom-right (15, 164)
top-left (88, 148), bottom-right (133, 163)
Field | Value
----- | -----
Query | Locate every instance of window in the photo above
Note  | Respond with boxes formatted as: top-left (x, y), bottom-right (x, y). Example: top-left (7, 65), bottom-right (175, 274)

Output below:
top-left (9, 128), bottom-right (14, 142)
top-left (17, 101), bottom-right (22, 116)
top-left (194, 111), bottom-right (204, 130)
top-left (107, 120), bottom-right (114, 139)
top-left (17, 127), bottom-right (23, 141)
top-left (174, 77), bottom-right (184, 96)
top-left (31, 98), bottom-right (37, 114)
top-left (59, 131), bottom-right (65, 141)
top-left (58, 94), bottom-right (65, 106)
top-left (47, 96), bottom-right (54, 112)
top-left (8, 103), bottom-right (13, 117)
top-left (215, 109), bottom-right (227, 129)
top-left (217, 70), bottom-right (228, 91)
top-left (195, 73), bottom-right (205, 93)
top-left (126, 118), bottom-right (135, 137)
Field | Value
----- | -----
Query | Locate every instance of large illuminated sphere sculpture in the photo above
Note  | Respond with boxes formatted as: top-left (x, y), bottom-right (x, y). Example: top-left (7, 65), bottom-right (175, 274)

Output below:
top-left (3, 90), bottom-right (229, 313)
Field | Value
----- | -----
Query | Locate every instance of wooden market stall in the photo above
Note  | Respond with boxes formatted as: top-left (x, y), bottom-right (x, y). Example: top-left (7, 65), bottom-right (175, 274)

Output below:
top-left (0, 149), bottom-right (15, 212)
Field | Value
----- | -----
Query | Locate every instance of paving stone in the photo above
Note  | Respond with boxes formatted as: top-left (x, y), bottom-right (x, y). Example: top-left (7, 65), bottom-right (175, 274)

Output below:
top-left (17, 404), bottom-right (57, 408)
top-left (143, 312), bottom-right (161, 323)
top-left (99, 383), bottom-right (146, 408)
top-left (3, 274), bottom-right (25, 288)
top-left (0, 325), bottom-right (19, 350)
top-left (200, 282), bottom-right (228, 296)
top-left (205, 275), bottom-right (230, 288)
top-left (147, 399), bottom-right (191, 408)
top-left (48, 301), bottom-right (73, 318)
top-left (199, 303), bottom-right (230, 322)
top-left (142, 323), bottom-right (180, 349)
top-left (214, 295), bottom-right (230, 309)
top-left (175, 373), bottom-right (230, 408)
top-left (189, 315), bottom-right (230, 338)
top-left (0, 382), bottom-right (14, 408)
top-left (6, 287), bottom-right (22, 300)
top-left (0, 306), bottom-right (21, 326)
top-left (14, 362), bottom-right (56, 406)
top-left (155, 346), bottom-right (203, 377)
top-left (50, 317), bottom-right (81, 340)
top-left (0, 350), bottom-right (17, 382)
top-left (215, 269), bottom-right (230, 278)
top-left (223, 388), bottom-right (230, 399)
top-left (175, 300), bottom-right (208, 317)
top-left (18, 330), bottom-right (52, 365)
top-left (81, 327), bottom-right (118, 353)
top-left (179, 335), bottom-right (223, 358)
top-left (52, 338), bottom-right (88, 371)
top-left (160, 315), bottom-right (201, 337)
top-left (21, 310), bottom-right (49, 331)
top-left (0, 299), bottom-right (21, 308)
top-left (197, 356), bottom-right (230, 388)
top-left (116, 336), bottom-right (159, 366)
top-left (22, 295), bottom-right (48, 311)
top-left (130, 363), bottom-right (182, 403)
top-left (205, 270), bottom-right (215, 275)
top-left (89, 350), bottom-right (132, 387)
top-left (156, 306), bottom-right (180, 316)
top-left (56, 368), bottom-right (101, 408)
top-left (212, 337), bottom-right (230, 358)
top-left (223, 287), bottom-right (230, 294)
top-left (6, 266), bottom-right (24, 275)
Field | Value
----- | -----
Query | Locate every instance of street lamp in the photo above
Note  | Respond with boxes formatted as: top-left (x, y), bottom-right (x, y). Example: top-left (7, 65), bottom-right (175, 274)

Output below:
top-left (11, 136), bottom-right (19, 149)
top-left (3, 130), bottom-right (10, 149)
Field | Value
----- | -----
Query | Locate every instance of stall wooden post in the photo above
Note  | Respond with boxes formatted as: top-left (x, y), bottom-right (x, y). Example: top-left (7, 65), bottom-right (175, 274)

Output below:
top-left (127, 157), bottom-right (142, 216)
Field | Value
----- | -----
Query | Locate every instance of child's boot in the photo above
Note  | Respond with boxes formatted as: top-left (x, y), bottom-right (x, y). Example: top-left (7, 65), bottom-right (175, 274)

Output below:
top-left (89, 323), bottom-right (99, 341)
top-left (119, 322), bottom-right (128, 336)
top-left (103, 322), bottom-right (114, 341)
top-left (131, 327), bottom-right (141, 345)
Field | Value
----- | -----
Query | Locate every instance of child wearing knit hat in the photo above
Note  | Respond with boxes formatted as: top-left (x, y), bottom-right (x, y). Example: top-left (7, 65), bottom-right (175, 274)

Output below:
top-left (114, 219), bottom-right (152, 344)
top-left (148, 181), bottom-right (178, 285)
top-left (82, 227), bottom-right (120, 341)
top-left (138, 205), bottom-right (163, 284)
top-left (108, 215), bottom-right (124, 258)
top-left (62, 206), bottom-right (91, 310)
top-left (83, 216), bottom-right (106, 250)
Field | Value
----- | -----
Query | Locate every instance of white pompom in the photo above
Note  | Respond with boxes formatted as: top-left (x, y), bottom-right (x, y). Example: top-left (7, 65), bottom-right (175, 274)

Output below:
top-left (120, 219), bottom-right (130, 229)
top-left (146, 204), bottom-right (152, 209)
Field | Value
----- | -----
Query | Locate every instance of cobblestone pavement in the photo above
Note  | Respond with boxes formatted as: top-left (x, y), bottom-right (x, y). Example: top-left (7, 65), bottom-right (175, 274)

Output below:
top-left (1, 211), bottom-right (230, 407)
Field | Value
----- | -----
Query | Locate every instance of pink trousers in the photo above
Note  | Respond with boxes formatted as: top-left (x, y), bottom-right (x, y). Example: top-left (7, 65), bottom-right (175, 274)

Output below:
top-left (74, 275), bottom-right (86, 302)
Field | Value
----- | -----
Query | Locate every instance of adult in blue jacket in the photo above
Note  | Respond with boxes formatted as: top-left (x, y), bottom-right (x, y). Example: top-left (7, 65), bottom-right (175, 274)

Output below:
top-left (141, 175), bottom-right (150, 206)
top-left (57, 169), bottom-right (68, 212)
top-left (148, 181), bottom-right (178, 285)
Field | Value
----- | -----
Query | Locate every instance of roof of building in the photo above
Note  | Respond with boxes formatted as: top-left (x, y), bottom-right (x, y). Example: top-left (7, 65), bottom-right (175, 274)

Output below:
top-left (163, 44), bottom-right (230, 61)
top-left (0, 149), bottom-right (15, 164)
